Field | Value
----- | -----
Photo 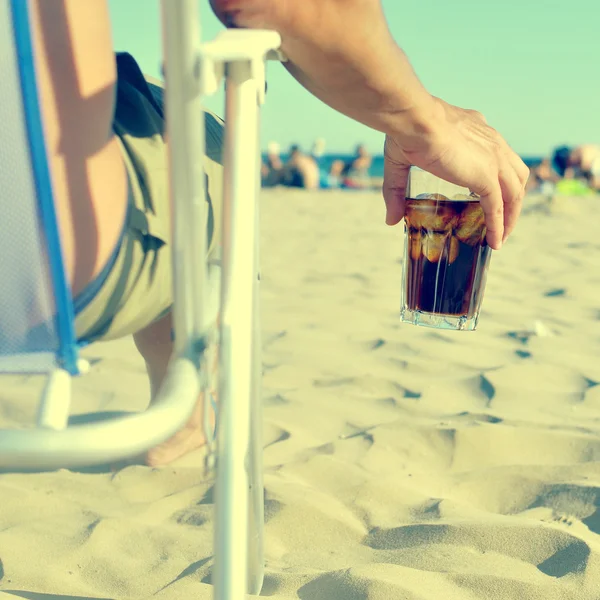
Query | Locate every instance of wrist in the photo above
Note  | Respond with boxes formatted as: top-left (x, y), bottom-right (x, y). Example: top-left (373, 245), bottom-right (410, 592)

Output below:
top-left (385, 93), bottom-right (445, 153)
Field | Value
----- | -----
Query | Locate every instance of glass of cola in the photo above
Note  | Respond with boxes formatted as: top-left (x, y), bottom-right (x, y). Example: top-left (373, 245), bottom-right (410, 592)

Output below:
top-left (400, 168), bottom-right (492, 331)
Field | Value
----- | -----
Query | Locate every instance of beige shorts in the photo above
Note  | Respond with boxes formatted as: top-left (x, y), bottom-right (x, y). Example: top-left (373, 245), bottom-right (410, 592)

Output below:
top-left (74, 52), bottom-right (224, 342)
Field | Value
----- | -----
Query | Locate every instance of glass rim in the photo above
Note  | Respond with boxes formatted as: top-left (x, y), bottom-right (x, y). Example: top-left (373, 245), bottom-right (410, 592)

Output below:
top-left (406, 167), bottom-right (480, 201)
top-left (405, 194), bottom-right (481, 203)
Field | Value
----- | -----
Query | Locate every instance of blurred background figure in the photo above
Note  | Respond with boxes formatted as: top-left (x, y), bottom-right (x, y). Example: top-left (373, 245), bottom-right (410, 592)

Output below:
top-left (342, 144), bottom-right (373, 189)
top-left (320, 159), bottom-right (345, 189)
top-left (261, 140), bottom-right (284, 187)
top-left (282, 144), bottom-right (320, 190)
top-left (526, 157), bottom-right (560, 196)
top-left (552, 144), bottom-right (600, 192)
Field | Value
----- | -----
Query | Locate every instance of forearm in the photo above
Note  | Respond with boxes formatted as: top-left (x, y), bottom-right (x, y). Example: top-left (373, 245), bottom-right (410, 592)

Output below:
top-left (210, 0), bottom-right (440, 141)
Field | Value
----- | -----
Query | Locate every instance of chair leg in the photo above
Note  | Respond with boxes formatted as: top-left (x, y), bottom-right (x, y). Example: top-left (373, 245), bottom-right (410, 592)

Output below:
top-left (160, 0), bottom-right (210, 355)
top-left (37, 368), bottom-right (72, 430)
top-left (159, 5), bottom-right (278, 594)
top-left (246, 196), bottom-right (265, 595)
top-left (213, 59), bottom-right (262, 600)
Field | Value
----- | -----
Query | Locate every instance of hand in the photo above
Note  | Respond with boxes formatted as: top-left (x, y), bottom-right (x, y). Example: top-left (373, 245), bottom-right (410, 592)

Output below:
top-left (383, 98), bottom-right (530, 250)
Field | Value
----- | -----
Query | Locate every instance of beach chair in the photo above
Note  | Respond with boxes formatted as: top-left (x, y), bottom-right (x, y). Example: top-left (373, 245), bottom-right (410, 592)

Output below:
top-left (0, 0), bottom-right (280, 598)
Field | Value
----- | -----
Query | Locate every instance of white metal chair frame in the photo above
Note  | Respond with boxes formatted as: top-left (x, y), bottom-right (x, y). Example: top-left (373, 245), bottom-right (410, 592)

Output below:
top-left (0, 0), bottom-right (281, 598)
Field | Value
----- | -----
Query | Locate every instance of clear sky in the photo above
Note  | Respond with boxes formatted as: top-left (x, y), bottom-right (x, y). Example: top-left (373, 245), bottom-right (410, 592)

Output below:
top-left (108, 0), bottom-right (598, 156)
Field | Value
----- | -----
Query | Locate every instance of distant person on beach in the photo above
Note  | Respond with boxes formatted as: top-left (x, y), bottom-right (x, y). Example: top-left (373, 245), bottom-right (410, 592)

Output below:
top-left (342, 144), bottom-right (373, 189)
top-left (29, 0), bottom-right (528, 464)
top-left (552, 144), bottom-right (600, 191)
top-left (321, 159), bottom-right (345, 189)
top-left (282, 145), bottom-right (320, 190)
top-left (261, 141), bottom-right (284, 187)
top-left (525, 157), bottom-right (560, 195)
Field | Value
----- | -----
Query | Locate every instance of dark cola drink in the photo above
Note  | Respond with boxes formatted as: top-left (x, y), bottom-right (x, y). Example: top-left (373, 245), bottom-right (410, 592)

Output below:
top-left (401, 194), bottom-right (492, 329)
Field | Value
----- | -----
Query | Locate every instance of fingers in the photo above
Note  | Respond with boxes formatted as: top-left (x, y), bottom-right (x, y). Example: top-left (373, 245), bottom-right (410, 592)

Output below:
top-left (383, 136), bottom-right (410, 226)
top-left (477, 182), bottom-right (504, 250)
top-left (477, 133), bottom-right (528, 248)
top-left (479, 160), bottom-right (524, 249)
top-left (501, 146), bottom-right (529, 242)
top-left (504, 142), bottom-right (530, 193)
top-left (499, 164), bottom-right (524, 242)
top-left (513, 154), bottom-right (530, 188)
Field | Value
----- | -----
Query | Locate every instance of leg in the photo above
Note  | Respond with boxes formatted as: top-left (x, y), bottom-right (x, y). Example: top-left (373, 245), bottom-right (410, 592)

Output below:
top-left (68, 57), bottom-right (225, 460)
top-left (133, 311), bottom-right (208, 466)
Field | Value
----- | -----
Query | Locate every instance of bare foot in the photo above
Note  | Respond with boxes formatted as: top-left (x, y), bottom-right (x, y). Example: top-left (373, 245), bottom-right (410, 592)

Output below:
top-left (132, 312), bottom-right (218, 467)
top-left (144, 393), bottom-right (215, 467)
top-left (145, 420), bottom-right (207, 466)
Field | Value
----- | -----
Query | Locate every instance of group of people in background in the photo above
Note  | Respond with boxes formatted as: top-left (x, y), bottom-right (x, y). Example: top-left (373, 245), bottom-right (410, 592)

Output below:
top-left (527, 143), bottom-right (600, 196)
top-left (261, 139), bottom-right (374, 190)
top-left (263, 140), bottom-right (600, 197)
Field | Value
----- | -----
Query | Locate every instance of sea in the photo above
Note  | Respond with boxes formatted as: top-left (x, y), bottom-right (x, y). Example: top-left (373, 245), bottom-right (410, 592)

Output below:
top-left (264, 154), bottom-right (543, 180)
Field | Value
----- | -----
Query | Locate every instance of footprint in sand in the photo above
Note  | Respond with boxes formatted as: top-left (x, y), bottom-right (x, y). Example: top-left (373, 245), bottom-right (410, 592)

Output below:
top-left (175, 507), bottom-right (209, 528)
top-left (450, 412), bottom-right (503, 425)
top-left (364, 520), bottom-right (593, 582)
top-left (156, 556), bottom-right (212, 594)
top-left (264, 330), bottom-right (287, 345)
top-left (479, 375), bottom-right (496, 404)
top-left (537, 540), bottom-right (590, 578)
top-left (370, 338), bottom-right (386, 350)
top-left (264, 494), bottom-right (285, 524)
top-left (263, 393), bottom-right (290, 406)
top-left (582, 508), bottom-right (600, 535)
top-left (544, 288), bottom-right (567, 297)
top-left (506, 321), bottom-right (556, 345)
top-left (264, 423), bottom-right (292, 449)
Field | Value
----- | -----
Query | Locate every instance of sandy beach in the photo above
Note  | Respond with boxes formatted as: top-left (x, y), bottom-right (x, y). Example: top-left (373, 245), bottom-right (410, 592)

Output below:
top-left (2, 189), bottom-right (600, 599)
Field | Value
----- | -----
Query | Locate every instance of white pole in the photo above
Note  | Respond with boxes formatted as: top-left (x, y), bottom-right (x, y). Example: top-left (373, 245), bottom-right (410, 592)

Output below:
top-left (160, 0), bottom-right (209, 353)
top-left (246, 100), bottom-right (265, 594)
top-left (214, 59), bottom-right (260, 600)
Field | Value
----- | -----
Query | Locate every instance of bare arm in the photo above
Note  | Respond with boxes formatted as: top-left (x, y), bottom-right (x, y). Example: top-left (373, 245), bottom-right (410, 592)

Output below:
top-left (210, 0), bottom-right (529, 249)
top-left (210, 0), bottom-right (438, 144)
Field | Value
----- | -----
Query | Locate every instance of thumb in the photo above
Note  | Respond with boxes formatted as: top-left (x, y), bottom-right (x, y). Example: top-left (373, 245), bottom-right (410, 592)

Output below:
top-left (382, 137), bottom-right (410, 226)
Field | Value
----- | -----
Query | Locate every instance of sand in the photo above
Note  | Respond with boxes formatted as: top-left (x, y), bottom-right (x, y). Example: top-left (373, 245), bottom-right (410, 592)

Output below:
top-left (2, 189), bottom-right (600, 599)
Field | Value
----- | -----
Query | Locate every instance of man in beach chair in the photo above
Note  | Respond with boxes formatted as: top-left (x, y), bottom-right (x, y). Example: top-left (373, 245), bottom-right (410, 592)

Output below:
top-left (33, 0), bottom-right (528, 466)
